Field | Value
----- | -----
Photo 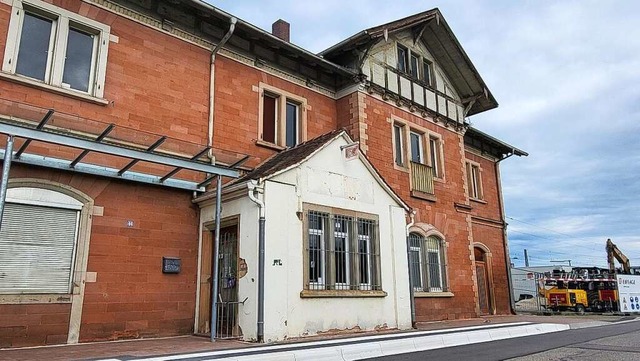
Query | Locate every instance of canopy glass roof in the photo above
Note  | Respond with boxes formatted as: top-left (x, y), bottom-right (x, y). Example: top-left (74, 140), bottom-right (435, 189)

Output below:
top-left (0, 98), bottom-right (248, 191)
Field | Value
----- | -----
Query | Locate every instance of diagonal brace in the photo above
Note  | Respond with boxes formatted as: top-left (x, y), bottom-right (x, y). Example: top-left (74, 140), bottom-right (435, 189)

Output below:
top-left (70, 124), bottom-right (115, 168)
top-left (14, 109), bottom-right (54, 158)
top-left (118, 136), bottom-right (166, 175)
top-left (159, 146), bottom-right (210, 183)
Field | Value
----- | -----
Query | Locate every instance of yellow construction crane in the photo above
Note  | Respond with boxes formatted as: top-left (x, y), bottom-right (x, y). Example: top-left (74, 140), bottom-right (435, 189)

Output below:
top-left (606, 238), bottom-right (631, 274)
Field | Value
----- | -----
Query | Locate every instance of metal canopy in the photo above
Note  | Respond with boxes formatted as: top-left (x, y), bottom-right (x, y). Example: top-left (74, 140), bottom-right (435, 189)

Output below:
top-left (0, 99), bottom-right (243, 193)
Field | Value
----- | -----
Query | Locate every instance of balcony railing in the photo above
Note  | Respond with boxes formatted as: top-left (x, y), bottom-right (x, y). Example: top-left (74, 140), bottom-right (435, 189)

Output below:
top-left (411, 161), bottom-right (435, 195)
top-left (367, 63), bottom-right (466, 124)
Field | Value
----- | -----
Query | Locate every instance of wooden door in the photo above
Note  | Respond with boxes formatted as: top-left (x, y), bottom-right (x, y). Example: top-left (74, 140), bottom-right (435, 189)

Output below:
top-left (476, 261), bottom-right (490, 315)
top-left (197, 230), bottom-right (213, 334)
top-left (197, 225), bottom-right (240, 336)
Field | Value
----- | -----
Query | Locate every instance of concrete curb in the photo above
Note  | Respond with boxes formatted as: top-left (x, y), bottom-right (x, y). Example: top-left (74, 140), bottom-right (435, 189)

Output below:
top-left (108, 322), bottom-right (570, 361)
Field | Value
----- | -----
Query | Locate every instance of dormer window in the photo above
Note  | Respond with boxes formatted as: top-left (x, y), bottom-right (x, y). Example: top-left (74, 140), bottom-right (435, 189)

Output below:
top-left (397, 44), bottom-right (408, 73)
top-left (423, 60), bottom-right (433, 86)
top-left (409, 53), bottom-right (419, 78)
top-left (396, 43), bottom-right (433, 86)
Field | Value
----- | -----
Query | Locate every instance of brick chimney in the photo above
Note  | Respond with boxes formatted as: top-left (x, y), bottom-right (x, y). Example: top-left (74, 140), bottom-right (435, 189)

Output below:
top-left (272, 19), bottom-right (290, 42)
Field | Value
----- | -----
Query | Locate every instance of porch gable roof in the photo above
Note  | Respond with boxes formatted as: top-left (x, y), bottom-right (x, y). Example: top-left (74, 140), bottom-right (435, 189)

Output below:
top-left (232, 129), bottom-right (412, 212)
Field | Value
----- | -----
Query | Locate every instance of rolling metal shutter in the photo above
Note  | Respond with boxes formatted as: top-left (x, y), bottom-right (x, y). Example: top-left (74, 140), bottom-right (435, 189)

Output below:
top-left (0, 202), bottom-right (80, 294)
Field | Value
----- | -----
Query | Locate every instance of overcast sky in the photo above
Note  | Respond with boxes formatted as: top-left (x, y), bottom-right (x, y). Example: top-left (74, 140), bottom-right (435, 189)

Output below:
top-left (212, 0), bottom-right (640, 268)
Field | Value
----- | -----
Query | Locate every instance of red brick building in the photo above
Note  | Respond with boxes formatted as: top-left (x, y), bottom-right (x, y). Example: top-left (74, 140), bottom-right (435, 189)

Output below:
top-left (0, 0), bottom-right (525, 347)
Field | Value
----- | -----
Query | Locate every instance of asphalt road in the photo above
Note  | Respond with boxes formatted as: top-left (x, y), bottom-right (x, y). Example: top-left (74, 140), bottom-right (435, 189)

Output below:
top-left (370, 319), bottom-right (640, 361)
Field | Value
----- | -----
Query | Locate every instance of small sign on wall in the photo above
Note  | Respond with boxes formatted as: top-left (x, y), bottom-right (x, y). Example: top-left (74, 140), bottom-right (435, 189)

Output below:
top-left (341, 142), bottom-right (359, 161)
top-left (162, 257), bottom-right (181, 274)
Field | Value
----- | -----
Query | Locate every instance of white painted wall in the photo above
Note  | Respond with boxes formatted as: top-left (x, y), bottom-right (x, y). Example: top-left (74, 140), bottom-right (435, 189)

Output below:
top-left (265, 137), bottom-right (411, 341)
top-left (199, 194), bottom-right (260, 340)
top-left (199, 135), bottom-right (412, 342)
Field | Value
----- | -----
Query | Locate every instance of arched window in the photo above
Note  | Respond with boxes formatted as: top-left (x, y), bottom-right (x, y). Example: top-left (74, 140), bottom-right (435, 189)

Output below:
top-left (0, 187), bottom-right (84, 294)
top-left (408, 232), bottom-right (447, 292)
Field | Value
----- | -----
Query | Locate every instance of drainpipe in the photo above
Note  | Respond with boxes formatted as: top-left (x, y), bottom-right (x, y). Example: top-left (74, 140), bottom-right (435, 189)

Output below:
top-left (496, 155), bottom-right (515, 314)
top-left (405, 210), bottom-right (416, 327)
top-left (0, 135), bottom-right (14, 229)
top-left (210, 175), bottom-right (223, 341)
top-left (247, 180), bottom-right (265, 342)
top-left (208, 17), bottom-right (237, 163)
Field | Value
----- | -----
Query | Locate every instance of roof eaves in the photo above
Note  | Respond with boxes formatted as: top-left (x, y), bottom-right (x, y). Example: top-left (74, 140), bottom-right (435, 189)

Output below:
top-left (185, 0), bottom-right (357, 77)
top-left (318, 30), bottom-right (370, 57)
top-left (319, 9), bottom-right (439, 57)
top-left (433, 16), bottom-right (499, 115)
top-left (366, 9), bottom-right (439, 37)
top-left (466, 127), bottom-right (528, 157)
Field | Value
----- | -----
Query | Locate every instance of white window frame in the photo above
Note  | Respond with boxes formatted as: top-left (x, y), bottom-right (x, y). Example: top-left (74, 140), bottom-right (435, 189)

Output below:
top-left (409, 244), bottom-right (424, 292)
top-left (333, 217), bottom-right (351, 289)
top-left (409, 130), bottom-right (425, 164)
top-left (426, 247), bottom-right (444, 292)
top-left (428, 134), bottom-right (444, 179)
top-left (396, 42), bottom-right (435, 87)
top-left (423, 59), bottom-right (434, 86)
top-left (285, 100), bottom-right (301, 148)
top-left (357, 231), bottom-right (372, 290)
top-left (0, 187), bottom-right (84, 296)
top-left (2, 0), bottom-right (110, 98)
top-left (258, 82), bottom-right (307, 149)
top-left (392, 122), bottom-right (406, 169)
top-left (308, 214), bottom-right (325, 289)
top-left (392, 116), bottom-right (446, 185)
top-left (303, 205), bottom-right (381, 293)
top-left (397, 43), bottom-right (409, 74)
top-left (466, 160), bottom-right (484, 200)
top-left (409, 232), bottom-right (447, 293)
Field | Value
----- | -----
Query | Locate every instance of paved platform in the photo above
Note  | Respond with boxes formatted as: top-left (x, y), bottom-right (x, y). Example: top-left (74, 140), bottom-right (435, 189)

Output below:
top-left (0, 314), bottom-right (632, 361)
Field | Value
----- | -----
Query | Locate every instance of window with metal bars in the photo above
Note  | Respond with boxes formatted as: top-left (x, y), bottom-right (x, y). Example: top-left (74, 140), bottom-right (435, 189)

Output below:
top-left (305, 209), bottom-right (381, 291)
top-left (408, 232), bottom-right (447, 292)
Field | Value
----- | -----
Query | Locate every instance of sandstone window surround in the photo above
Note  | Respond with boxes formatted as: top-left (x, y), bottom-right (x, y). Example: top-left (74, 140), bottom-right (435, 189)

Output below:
top-left (466, 160), bottom-right (484, 201)
top-left (257, 82), bottom-right (307, 150)
top-left (1, 0), bottom-right (110, 100)
top-left (301, 204), bottom-right (386, 298)
top-left (0, 180), bottom-right (93, 305)
top-left (408, 232), bottom-right (448, 294)
top-left (391, 117), bottom-right (446, 200)
top-left (391, 117), bottom-right (444, 178)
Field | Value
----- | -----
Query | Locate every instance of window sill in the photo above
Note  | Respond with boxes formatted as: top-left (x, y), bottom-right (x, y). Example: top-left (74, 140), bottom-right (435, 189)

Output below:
top-left (0, 293), bottom-right (73, 304)
top-left (414, 291), bottom-right (454, 298)
top-left (411, 190), bottom-right (437, 202)
top-left (300, 289), bottom-right (387, 298)
top-left (393, 164), bottom-right (409, 173)
top-left (0, 72), bottom-right (109, 105)
top-left (470, 198), bottom-right (487, 205)
top-left (454, 202), bottom-right (473, 213)
top-left (255, 139), bottom-right (286, 151)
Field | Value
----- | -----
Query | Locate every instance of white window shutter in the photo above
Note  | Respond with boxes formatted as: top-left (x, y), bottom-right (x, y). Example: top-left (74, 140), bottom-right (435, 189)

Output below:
top-left (2, 4), bottom-right (24, 73)
top-left (0, 203), bottom-right (79, 294)
top-left (94, 29), bottom-right (110, 98)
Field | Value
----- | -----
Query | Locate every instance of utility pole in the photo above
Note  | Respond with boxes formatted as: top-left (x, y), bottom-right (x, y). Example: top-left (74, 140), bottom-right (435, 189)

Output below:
top-left (524, 249), bottom-right (530, 267)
